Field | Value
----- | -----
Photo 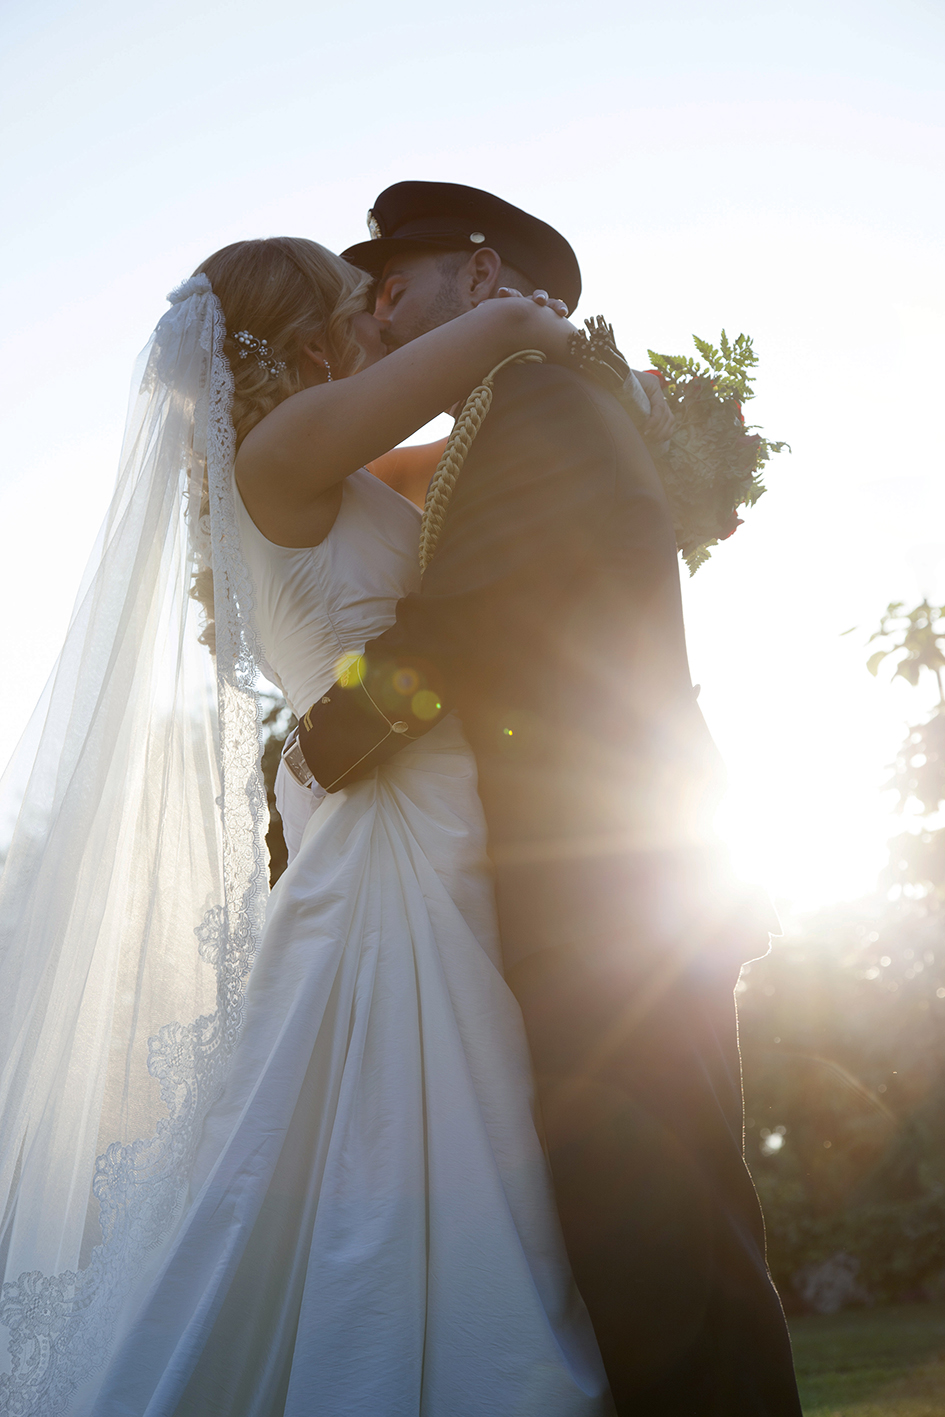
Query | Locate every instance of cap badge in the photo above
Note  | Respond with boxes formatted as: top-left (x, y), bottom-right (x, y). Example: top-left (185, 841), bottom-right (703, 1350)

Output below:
top-left (469, 231), bottom-right (486, 244)
top-left (366, 209), bottom-right (382, 241)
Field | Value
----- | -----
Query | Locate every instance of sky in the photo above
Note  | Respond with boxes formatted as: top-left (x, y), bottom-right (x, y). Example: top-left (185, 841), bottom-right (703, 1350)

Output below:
top-left (1, 0), bottom-right (943, 911)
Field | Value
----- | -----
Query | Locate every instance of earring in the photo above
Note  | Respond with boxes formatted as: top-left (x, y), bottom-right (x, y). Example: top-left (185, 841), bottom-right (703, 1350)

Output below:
top-left (322, 360), bottom-right (332, 383)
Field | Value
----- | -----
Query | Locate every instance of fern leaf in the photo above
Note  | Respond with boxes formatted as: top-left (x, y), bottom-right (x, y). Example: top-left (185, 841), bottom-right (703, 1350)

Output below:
top-left (692, 335), bottom-right (721, 368)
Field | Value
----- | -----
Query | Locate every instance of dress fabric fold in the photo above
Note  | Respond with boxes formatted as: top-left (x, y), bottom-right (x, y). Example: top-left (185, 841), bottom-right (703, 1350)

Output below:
top-left (76, 470), bottom-right (609, 1415)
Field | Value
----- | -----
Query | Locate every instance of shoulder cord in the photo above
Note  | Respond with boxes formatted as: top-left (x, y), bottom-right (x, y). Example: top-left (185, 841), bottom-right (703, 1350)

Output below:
top-left (418, 349), bottom-right (546, 574)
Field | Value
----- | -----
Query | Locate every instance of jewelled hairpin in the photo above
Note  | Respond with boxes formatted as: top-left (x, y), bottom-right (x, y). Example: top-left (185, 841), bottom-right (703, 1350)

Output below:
top-left (233, 329), bottom-right (287, 380)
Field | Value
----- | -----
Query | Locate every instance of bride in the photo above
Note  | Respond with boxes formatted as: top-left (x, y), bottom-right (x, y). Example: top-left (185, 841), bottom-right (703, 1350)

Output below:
top-left (0, 236), bottom-right (614, 1415)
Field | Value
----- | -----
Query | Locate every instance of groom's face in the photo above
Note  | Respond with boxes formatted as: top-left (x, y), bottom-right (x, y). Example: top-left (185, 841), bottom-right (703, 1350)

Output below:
top-left (373, 249), bottom-right (473, 350)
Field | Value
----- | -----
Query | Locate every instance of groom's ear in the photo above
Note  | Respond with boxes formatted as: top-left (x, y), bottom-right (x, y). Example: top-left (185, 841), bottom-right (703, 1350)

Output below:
top-left (467, 248), bottom-right (504, 305)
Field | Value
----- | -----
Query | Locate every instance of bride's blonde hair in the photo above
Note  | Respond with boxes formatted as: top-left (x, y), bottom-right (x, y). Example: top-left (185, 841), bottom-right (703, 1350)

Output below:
top-left (190, 237), bottom-right (372, 650)
top-left (196, 236), bottom-right (373, 448)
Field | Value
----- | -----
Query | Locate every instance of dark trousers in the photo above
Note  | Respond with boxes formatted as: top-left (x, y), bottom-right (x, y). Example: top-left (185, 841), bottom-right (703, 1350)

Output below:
top-left (498, 853), bottom-right (803, 1416)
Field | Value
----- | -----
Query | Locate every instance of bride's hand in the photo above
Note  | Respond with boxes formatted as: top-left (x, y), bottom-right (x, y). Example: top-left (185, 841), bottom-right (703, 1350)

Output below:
top-left (496, 286), bottom-right (570, 318)
top-left (488, 289), bottom-right (577, 366)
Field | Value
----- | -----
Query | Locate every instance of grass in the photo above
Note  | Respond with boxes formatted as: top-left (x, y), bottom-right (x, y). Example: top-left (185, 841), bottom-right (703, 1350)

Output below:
top-left (789, 1303), bottom-right (945, 1416)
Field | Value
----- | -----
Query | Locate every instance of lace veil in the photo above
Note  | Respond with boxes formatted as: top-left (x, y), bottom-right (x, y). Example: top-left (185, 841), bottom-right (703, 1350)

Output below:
top-left (0, 275), bottom-right (269, 1414)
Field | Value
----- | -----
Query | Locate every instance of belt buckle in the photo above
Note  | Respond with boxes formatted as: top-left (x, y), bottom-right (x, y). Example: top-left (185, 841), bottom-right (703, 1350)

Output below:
top-left (281, 724), bottom-right (315, 788)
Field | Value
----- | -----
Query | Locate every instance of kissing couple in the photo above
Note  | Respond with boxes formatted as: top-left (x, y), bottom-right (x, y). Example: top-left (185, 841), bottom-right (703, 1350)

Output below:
top-left (0, 182), bottom-right (801, 1416)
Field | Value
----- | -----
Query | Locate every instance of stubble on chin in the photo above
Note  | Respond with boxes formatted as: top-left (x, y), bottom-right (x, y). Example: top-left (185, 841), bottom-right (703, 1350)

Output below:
top-left (383, 282), bottom-right (468, 352)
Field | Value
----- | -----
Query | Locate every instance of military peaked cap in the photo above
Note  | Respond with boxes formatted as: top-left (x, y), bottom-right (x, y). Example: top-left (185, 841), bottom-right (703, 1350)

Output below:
top-left (342, 181), bottom-right (582, 314)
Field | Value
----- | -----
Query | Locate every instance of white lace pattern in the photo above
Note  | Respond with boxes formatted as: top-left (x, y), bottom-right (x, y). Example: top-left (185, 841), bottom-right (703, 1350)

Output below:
top-left (0, 279), bottom-right (269, 1415)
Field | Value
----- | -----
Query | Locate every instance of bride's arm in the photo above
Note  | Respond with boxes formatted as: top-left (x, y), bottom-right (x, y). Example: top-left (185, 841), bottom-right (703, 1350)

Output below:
top-left (235, 299), bottom-right (574, 524)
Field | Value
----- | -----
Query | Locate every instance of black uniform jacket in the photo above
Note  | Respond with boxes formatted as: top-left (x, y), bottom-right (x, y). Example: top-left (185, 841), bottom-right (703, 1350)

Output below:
top-left (300, 363), bottom-right (728, 966)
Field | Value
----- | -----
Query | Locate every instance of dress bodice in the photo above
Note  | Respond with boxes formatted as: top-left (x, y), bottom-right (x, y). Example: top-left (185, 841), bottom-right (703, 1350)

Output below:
top-left (235, 468), bottom-right (421, 717)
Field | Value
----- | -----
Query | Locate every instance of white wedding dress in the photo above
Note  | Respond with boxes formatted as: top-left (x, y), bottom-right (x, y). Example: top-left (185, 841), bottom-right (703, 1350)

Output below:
top-left (84, 468), bottom-right (611, 1417)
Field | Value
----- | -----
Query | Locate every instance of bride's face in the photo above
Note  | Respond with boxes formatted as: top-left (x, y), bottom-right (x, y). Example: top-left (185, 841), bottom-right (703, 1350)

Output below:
top-left (349, 309), bottom-right (388, 369)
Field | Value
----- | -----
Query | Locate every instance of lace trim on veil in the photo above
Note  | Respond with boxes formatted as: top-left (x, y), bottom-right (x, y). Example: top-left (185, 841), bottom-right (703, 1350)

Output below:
top-left (0, 279), bottom-right (270, 1416)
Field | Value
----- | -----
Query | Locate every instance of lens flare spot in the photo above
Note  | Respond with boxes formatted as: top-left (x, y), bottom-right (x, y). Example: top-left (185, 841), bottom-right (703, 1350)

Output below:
top-left (498, 710), bottom-right (540, 747)
top-left (392, 667), bottom-right (420, 696)
top-left (411, 690), bottom-right (442, 721)
top-left (335, 652), bottom-right (365, 687)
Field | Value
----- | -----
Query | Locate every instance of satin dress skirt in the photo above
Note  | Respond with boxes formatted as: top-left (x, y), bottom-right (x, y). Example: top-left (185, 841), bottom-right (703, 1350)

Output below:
top-left (84, 716), bottom-right (611, 1417)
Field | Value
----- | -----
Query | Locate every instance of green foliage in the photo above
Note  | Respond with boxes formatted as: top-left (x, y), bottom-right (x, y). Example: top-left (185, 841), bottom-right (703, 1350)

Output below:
top-left (789, 1302), bottom-right (945, 1413)
top-left (686, 544), bottom-right (713, 575)
top-left (867, 602), bottom-right (945, 701)
top-left (744, 603), bottom-right (945, 1315)
top-left (863, 601), bottom-right (945, 899)
top-left (884, 717), bottom-right (945, 820)
top-left (741, 899), bottom-right (945, 1309)
top-left (650, 329), bottom-right (761, 404)
top-left (883, 828), bottom-right (945, 902)
top-left (646, 330), bottom-right (788, 575)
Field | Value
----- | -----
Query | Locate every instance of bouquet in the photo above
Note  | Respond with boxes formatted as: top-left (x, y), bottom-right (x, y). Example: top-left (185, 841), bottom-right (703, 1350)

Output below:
top-left (639, 331), bottom-right (787, 575)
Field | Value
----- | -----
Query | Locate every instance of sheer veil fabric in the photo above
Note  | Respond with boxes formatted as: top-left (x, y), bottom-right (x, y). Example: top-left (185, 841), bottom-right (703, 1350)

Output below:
top-left (0, 276), bottom-right (271, 1414)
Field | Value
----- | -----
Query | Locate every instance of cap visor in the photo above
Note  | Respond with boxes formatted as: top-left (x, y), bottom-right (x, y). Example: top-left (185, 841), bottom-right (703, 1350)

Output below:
top-left (341, 235), bottom-right (469, 278)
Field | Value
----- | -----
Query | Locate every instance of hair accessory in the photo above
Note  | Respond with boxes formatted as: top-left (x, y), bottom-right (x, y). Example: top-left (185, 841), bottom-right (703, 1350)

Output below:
top-left (167, 273), bottom-right (212, 305)
top-left (233, 329), bottom-right (287, 380)
top-left (567, 315), bottom-right (630, 396)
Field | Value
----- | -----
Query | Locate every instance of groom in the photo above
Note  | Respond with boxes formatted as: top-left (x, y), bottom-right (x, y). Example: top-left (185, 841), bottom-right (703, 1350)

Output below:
top-left (299, 182), bottom-right (802, 1415)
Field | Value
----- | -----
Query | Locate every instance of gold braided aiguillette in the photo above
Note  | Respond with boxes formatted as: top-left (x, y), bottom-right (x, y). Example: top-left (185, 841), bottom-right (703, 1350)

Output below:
top-left (418, 350), bottom-right (545, 575)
